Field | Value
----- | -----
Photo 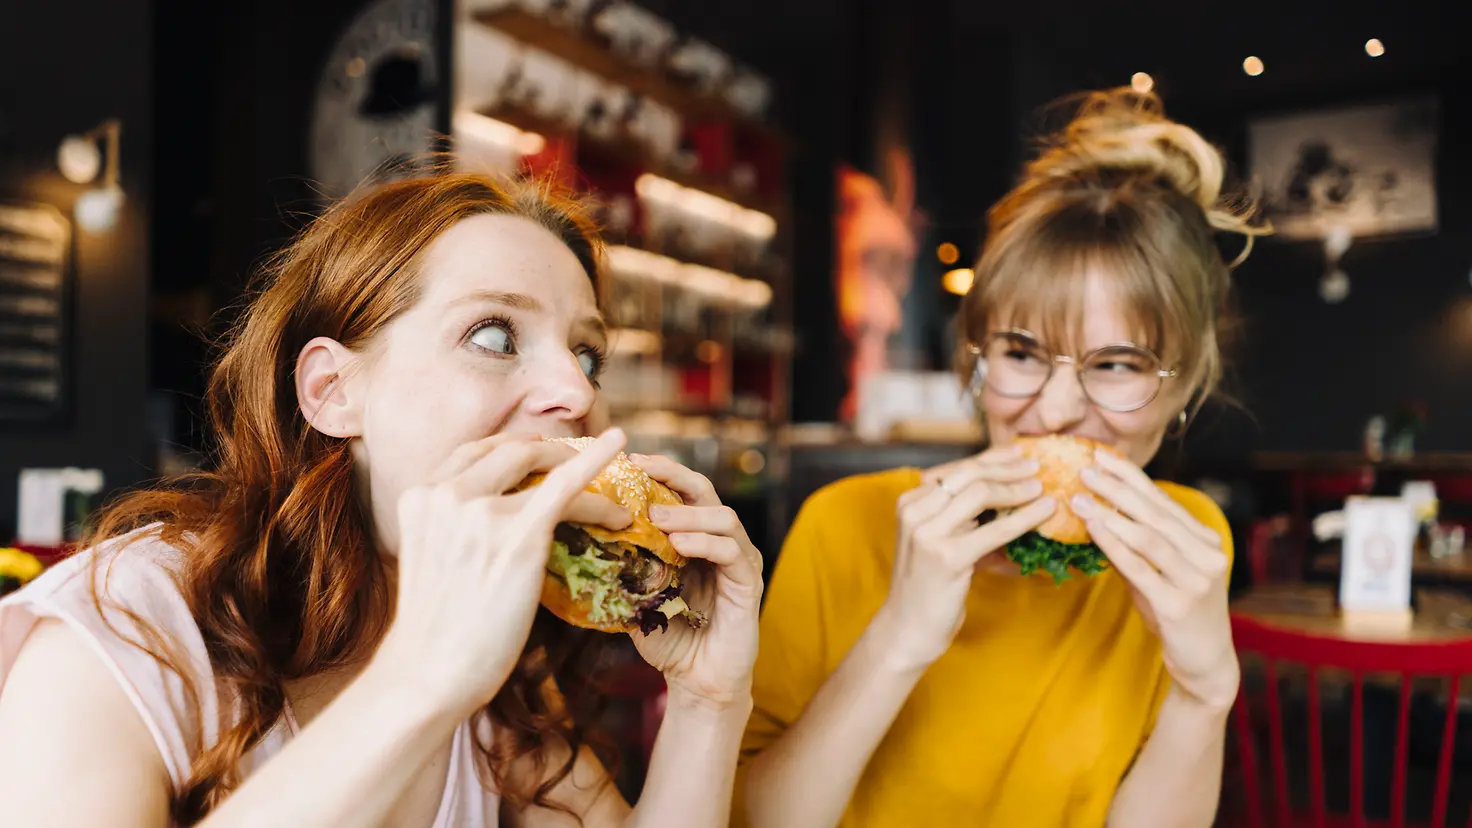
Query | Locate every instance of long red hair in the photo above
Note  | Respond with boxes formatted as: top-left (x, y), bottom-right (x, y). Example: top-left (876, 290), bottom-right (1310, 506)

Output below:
top-left (82, 172), bottom-right (613, 824)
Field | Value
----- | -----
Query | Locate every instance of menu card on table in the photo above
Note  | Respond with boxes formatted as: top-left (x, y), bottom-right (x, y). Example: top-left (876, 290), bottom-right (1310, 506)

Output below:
top-left (1338, 496), bottom-right (1415, 624)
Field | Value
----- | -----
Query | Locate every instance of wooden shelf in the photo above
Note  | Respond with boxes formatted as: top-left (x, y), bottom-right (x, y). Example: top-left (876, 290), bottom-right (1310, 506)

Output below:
top-left (475, 102), bottom-right (785, 219)
top-left (471, 7), bottom-right (785, 143)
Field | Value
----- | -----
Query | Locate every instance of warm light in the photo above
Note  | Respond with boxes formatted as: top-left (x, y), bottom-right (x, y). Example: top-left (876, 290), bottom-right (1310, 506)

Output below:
top-left (942, 268), bottom-right (974, 296)
top-left (737, 448), bottom-right (766, 476)
top-left (1242, 56), bottom-right (1264, 77)
top-left (605, 245), bottom-right (773, 309)
top-left (610, 328), bottom-right (661, 356)
top-left (453, 110), bottom-right (545, 156)
top-left (57, 136), bottom-right (101, 184)
top-left (1131, 72), bottom-right (1154, 93)
top-left (936, 242), bottom-right (959, 265)
top-left (1365, 38), bottom-right (1385, 58)
top-left (696, 340), bottom-right (723, 363)
top-left (75, 186), bottom-right (124, 232)
top-left (635, 174), bottom-right (776, 242)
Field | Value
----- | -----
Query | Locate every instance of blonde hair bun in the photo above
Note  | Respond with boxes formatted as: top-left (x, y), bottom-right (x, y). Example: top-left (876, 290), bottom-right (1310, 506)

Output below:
top-left (1024, 87), bottom-right (1265, 258)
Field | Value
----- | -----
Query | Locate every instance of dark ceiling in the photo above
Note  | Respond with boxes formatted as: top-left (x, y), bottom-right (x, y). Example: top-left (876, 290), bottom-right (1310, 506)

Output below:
top-left (648, 0), bottom-right (1464, 110)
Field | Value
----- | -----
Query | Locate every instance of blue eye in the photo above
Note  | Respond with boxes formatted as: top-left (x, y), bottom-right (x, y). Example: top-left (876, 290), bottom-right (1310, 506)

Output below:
top-left (469, 320), bottom-right (515, 355)
top-left (578, 348), bottom-right (605, 382)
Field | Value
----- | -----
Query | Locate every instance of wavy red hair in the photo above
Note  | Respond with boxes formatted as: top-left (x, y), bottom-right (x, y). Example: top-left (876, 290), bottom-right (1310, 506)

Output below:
top-left (82, 171), bottom-right (614, 824)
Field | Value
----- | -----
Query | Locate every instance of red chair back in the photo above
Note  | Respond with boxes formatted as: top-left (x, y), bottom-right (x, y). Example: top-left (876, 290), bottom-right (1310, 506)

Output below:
top-left (1249, 516), bottom-right (1301, 586)
top-left (1227, 615), bottom-right (1472, 828)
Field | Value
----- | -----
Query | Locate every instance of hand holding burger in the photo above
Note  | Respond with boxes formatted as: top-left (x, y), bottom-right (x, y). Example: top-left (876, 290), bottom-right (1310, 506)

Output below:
top-left (520, 439), bottom-right (765, 709)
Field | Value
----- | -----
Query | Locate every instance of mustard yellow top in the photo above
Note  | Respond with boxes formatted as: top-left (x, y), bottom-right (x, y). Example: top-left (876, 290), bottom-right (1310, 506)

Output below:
top-left (736, 468), bottom-right (1233, 828)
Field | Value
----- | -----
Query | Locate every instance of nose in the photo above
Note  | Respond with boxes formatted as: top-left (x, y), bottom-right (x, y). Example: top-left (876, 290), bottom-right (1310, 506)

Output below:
top-left (522, 351), bottom-right (597, 423)
top-left (1034, 362), bottom-right (1089, 433)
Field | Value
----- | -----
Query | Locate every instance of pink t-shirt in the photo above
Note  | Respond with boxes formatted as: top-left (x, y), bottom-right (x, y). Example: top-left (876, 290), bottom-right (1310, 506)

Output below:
top-left (0, 529), bottom-right (498, 826)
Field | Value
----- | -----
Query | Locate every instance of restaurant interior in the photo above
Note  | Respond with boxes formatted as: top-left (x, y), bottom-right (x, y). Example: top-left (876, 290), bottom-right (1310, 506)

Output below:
top-left (2, 0), bottom-right (1470, 823)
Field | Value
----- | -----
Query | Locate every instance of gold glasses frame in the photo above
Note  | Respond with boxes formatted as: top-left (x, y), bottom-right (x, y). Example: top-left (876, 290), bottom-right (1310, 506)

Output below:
top-left (967, 328), bottom-right (1179, 413)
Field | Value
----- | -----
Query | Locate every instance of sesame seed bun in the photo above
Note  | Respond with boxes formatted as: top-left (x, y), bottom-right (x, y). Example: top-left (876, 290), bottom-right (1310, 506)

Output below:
top-left (1012, 434), bottom-right (1125, 545)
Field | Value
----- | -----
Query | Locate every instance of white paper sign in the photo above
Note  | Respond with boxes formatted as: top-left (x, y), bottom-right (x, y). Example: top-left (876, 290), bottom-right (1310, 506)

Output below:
top-left (17, 468), bottom-right (65, 546)
top-left (1339, 496), bottom-right (1415, 612)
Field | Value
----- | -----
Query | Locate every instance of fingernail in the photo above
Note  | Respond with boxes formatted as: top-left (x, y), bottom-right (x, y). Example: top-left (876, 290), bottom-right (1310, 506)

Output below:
top-left (1081, 467), bottom-right (1100, 486)
top-left (649, 506), bottom-right (670, 522)
top-left (1022, 479), bottom-right (1043, 495)
top-left (1038, 496), bottom-right (1056, 511)
top-left (628, 453), bottom-right (648, 463)
top-left (604, 427), bottom-right (626, 441)
top-left (1071, 494), bottom-right (1097, 515)
top-left (1021, 459), bottom-right (1041, 473)
top-left (995, 444), bottom-right (1023, 459)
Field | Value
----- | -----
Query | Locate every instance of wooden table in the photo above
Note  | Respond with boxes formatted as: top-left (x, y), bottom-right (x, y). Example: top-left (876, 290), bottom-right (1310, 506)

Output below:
top-left (1231, 583), bottom-right (1472, 643)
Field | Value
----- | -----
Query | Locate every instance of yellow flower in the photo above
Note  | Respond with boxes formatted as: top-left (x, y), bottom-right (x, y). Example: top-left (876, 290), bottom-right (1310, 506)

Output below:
top-left (0, 548), bottom-right (44, 583)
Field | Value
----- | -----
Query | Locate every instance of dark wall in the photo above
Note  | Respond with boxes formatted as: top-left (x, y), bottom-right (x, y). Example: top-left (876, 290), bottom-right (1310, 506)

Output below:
top-left (1182, 66), bottom-right (1472, 452)
top-left (0, 0), bottom-right (154, 537)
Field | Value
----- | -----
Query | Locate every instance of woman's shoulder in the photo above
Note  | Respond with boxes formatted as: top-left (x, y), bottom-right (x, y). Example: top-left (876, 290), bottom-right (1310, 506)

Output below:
top-left (792, 468), bottom-right (924, 534)
top-left (0, 526), bottom-right (218, 790)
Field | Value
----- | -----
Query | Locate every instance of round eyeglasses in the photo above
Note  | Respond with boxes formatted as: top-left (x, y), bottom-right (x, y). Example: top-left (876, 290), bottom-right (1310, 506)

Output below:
top-left (968, 329), bottom-right (1178, 413)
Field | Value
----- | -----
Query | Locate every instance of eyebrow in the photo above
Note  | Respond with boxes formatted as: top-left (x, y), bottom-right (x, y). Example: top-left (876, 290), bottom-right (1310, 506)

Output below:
top-left (454, 289), bottom-right (607, 338)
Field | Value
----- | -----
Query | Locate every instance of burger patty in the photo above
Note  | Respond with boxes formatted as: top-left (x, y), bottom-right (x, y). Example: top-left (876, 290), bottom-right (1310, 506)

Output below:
top-left (553, 524), bottom-right (674, 596)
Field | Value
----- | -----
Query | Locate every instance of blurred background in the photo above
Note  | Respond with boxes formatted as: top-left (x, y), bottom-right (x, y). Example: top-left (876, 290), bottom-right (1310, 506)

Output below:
top-left (3, 0), bottom-right (1471, 816)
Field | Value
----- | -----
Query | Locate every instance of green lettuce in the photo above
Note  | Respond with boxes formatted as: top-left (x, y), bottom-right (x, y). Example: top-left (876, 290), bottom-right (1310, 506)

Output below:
top-left (547, 541), bottom-right (633, 623)
top-left (1005, 532), bottom-right (1109, 585)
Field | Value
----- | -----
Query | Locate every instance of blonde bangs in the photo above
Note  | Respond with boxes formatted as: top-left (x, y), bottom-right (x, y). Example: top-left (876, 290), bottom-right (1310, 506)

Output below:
top-left (961, 202), bottom-right (1208, 389)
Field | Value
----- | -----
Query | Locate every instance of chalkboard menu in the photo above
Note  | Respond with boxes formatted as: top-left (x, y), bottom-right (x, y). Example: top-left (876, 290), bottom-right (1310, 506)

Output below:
top-left (0, 202), bottom-right (70, 425)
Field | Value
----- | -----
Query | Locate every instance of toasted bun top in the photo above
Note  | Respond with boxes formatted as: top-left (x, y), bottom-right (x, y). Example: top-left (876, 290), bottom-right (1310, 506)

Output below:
top-left (521, 436), bottom-right (686, 567)
top-left (1013, 435), bottom-right (1126, 545)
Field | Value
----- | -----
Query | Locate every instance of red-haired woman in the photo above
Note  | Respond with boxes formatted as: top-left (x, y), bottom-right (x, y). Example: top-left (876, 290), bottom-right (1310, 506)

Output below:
top-left (0, 174), bottom-right (763, 827)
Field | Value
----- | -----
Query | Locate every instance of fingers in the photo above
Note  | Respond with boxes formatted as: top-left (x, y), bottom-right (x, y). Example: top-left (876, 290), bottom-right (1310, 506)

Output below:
top-left (454, 439), bottom-right (581, 497)
top-left (1090, 449), bottom-right (1219, 547)
top-left (431, 432), bottom-right (540, 484)
top-left (1079, 468), bottom-right (1224, 573)
top-left (919, 444), bottom-right (1026, 486)
top-left (932, 476), bottom-right (1043, 534)
top-left (1088, 518), bottom-right (1172, 604)
top-left (649, 504), bottom-right (746, 540)
top-left (669, 533), bottom-right (763, 591)
top-left (1082, 504), bottom-right (1205, 591)
top-left (628, 454), bottom-right (719, 506)
top-left (948, 496), bottom-right (1058, 568)
top-left (523, 429), bottom-right (628, 522)
top-left (560, 491), bottom-right (633, 531)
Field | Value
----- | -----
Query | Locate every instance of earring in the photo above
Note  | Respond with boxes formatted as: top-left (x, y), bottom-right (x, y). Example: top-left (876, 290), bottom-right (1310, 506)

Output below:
top-left (1167, 410), bottom-right (1189, 438)
top-left (969, 358), bottom-right (987, 402)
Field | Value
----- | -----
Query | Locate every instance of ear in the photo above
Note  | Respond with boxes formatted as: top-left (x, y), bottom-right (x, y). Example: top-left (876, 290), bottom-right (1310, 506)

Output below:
top-left (296, 337), bottom-right (365, 439)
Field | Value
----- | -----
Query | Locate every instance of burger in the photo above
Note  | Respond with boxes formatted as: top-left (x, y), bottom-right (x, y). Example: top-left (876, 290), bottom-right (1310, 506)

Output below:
top-left (517, 437), bottom-right (704, 634)
top-left (1003, 434), bottom-right (1125, 584)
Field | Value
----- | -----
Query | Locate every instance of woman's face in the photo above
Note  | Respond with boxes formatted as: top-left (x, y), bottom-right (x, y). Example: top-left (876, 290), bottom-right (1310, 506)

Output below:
top-left (978, 272), bottom-right (1193, 468)
top-left (303, 214), bottom-right (607, 551)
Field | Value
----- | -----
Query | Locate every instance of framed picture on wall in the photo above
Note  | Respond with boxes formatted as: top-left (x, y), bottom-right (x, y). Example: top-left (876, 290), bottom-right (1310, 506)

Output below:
top-left (1248, 97), bottom-right (1439, 240)
top-left (0, 201), bottom-right (71, 426)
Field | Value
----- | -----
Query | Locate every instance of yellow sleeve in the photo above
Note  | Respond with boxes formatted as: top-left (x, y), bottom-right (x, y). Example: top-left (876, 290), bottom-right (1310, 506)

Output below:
top-left (732, 491), bottom-right (839, 826)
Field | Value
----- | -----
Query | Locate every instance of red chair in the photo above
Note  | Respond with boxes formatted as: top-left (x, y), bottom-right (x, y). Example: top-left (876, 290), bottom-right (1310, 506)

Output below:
top-left (1226, 615), bottom-right (1472, 828)
top-left (1249, 516), bottom-right (1302, 586)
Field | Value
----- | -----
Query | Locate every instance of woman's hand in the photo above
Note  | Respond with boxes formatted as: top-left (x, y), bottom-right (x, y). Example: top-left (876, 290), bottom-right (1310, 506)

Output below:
top-left (626, 455), bottom-right (764, 709)
top-left (1073, 448), bottom-right (1239, 711)
top-left (379, 429), bottom-right (633, 719)
top-left (883, 445), bottom-right (1057, 671)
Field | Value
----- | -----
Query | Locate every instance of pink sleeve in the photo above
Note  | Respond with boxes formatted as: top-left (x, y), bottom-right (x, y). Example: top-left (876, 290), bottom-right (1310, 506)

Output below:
top-left (0, 532), bottom-right (219, 791)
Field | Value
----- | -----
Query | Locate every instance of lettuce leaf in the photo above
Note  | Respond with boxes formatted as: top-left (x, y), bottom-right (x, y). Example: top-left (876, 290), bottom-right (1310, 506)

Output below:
top-left (1004, 532), bottom-right (1109, 585)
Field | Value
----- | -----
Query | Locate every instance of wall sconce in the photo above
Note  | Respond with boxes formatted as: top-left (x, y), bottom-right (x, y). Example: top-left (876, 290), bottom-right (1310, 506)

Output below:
top-left (56, 119), bottom-right (123, 232)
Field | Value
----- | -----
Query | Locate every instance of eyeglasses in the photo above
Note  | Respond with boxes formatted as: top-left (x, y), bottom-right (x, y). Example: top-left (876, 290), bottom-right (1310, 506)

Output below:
top-left (968, 329), bottom-right (1178, 413)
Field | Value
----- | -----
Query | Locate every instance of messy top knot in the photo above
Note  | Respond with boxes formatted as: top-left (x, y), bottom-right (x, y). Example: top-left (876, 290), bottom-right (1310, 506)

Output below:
top-left (959, 87), bottom-right (1270, 419)
top-left (1003, 87), bottom-right (1264, 261)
